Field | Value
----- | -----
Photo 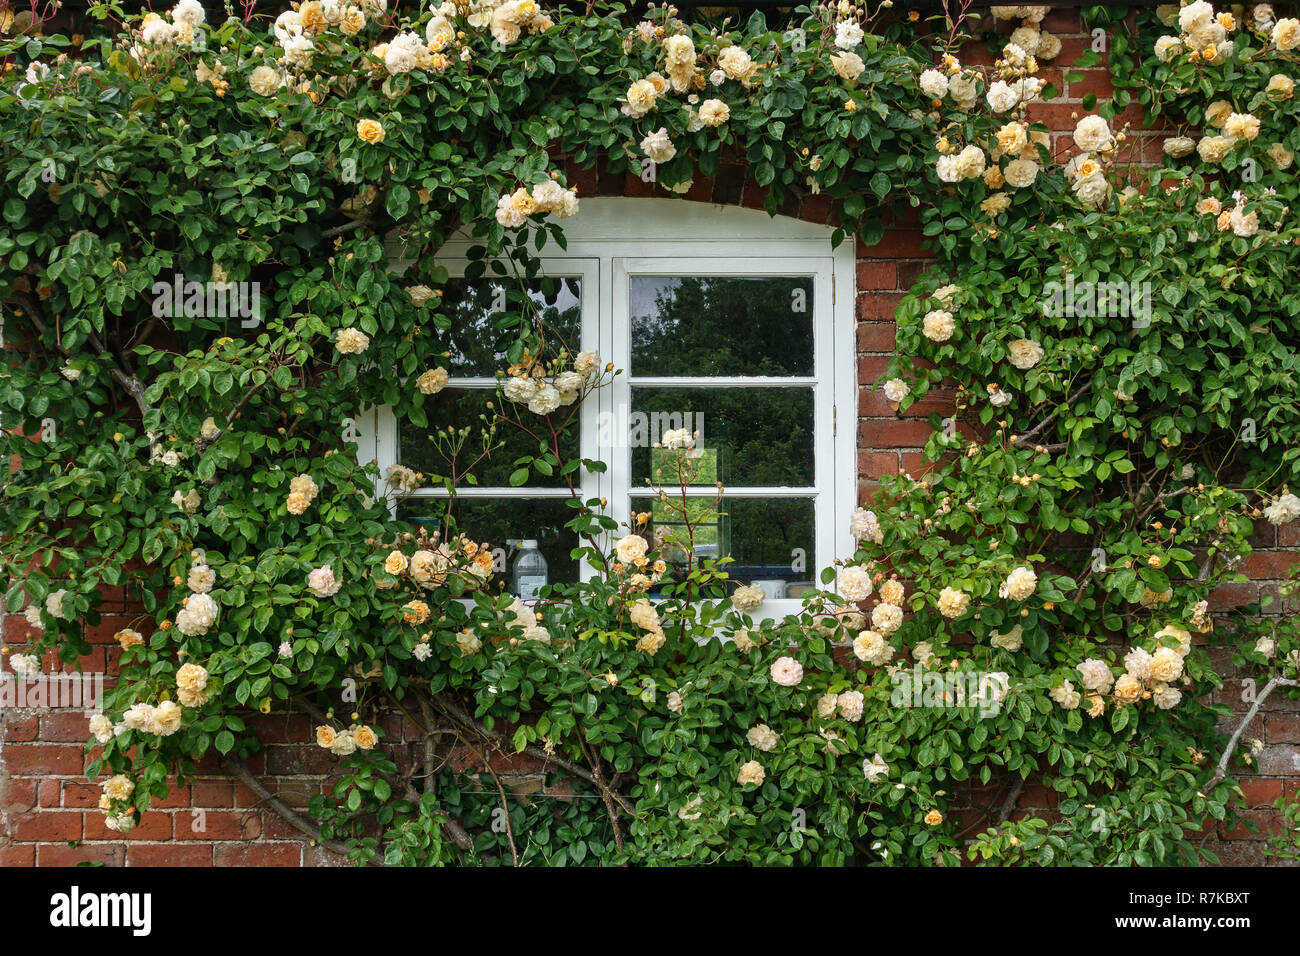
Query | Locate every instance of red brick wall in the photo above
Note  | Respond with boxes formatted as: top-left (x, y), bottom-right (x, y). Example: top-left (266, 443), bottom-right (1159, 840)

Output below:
top-left (2, 9), bottom-right (1297, 867)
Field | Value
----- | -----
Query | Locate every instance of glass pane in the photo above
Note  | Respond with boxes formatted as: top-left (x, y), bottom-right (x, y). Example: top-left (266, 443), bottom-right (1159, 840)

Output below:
top-left (628, 387), bottom-right (814, 487)
top-left (399, 387), bottom-right (577, 488)
top-left (630, 495), bottom-right (815, 595)
top-left (629, 275), bottom-right (814, 376)
top-left (397, 497), bottom-right (581, 592)
top-left (441, 276), bottom-right (582, 377)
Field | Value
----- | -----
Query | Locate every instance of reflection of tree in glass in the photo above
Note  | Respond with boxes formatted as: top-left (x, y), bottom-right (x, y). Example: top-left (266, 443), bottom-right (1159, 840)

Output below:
top-left (725, 498), bottom-right (814, 575)
top-left (633, 387), bottom-right (815, 487)
top-left (631, 276), bottom-right (814, 377)
top-left (401, 276), bottom-right (582, 488)
top-left (635, 495), bottom-right (814, 584)
top-left (399, 389), bottom-right (577, 487)
top-left (441, 277), bottom-right (582, 376)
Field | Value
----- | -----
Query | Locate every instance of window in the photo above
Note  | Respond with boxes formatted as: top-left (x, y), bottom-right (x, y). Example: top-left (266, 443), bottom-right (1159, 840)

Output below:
top-left (358, 199), bottom-right (856, 620)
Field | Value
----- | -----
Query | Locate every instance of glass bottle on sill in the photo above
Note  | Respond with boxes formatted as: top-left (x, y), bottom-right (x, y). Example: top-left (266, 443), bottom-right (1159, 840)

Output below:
top-left (512, 539), bottom-right (548, 600)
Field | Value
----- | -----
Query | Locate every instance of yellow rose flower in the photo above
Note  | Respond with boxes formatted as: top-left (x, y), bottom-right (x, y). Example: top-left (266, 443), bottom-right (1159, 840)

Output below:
top-left (299, 1), bottom-right (327, 33)
top-left (403, 600), bottom-right (431, 625)
top-left (103, 774), bottom-right (135, 801)
top-left (356, 118), bottom-right (385, 144)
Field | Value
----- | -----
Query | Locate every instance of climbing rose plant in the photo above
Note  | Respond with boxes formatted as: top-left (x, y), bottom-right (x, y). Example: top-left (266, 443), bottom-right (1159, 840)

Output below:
top-left (1, 0), bottom-right (1297, 865)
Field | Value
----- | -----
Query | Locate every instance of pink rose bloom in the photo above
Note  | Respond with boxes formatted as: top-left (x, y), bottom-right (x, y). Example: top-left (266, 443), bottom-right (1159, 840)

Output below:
top-left (770, 656), bottom-right (804, 687)
top-left (307, 564), bottom-right (341, 598)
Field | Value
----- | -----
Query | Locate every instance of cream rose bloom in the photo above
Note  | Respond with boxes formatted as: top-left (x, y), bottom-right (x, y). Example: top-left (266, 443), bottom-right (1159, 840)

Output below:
top-left (864, 753), bottom-right (889, 782)
top-left (998, 566), bottom-right (1037, 601)
top-left (1123, 646), bottom-right (1153, 680)
top-left (1267, 73), bottom-right (1295, 98)
top-left (732, 627), bottom-right (757, 652)
top-left (1073, 115), bottom-right (1113, 152)
top-left (335, 327), bottom-right (370, 354)
top-left (1197, 135), bottom-right (1235, 163)
top-left (1267, 142), bottom-right (1295, 170)
top-left (871, 601), bottom-right (904, 635)
top-left (837, 690), bottom-right (865, 722)
top-left (152, 700), bottom-right (183, 736)
top-left (737, 759), bottom-right (765, 786)
top-left (1004, 158), bottom-right (1039, 188)
top-left (1154, 624), bottom-right (1192, 657)
top-left (853, 629), bottom-right (892, 665)
top-left (307, 564), bottom-right (341, 598)
top-left (384, 550), bottom-right (409, 575)
top-left (1073, 174), bottom-right (1110, 207)
top-left (330, 730), bottom-right (358, 756)
top-left (937, 587), bottom-right (970, 619)
top-left (104, 774), bottom-right (135, 801)
top-left (981, 193), bottom-right (1012, 217)
top-left (1050, 680), bottom-right (1082, 709)
top-left (850, 507), bottom-right (884, 543)
top-left (718, 45), bottom-right (754, 80)
top-left (409, 549), bottom-right (451, 589)
top-left (615, 534), bottom-right (647, 565)
top-left (990, 624), bottom-right (1023, 651)
top-left (831, 51), bottom-right (865, 83)
top-left (188, 564), bottom-right (216, 594)
top-left (527, 383), bottom-right (561, 416)
top-left (770, 656), bottom-right (804, 686)
top-left (838, 565), bottom-right (874, 602)
top-left (176, 662), bottom-right (209, 695)
top-left (918, 68), bottom-right (949, 98)
top-left (1113, 673), bottom-right (1143, 702)
top-left (746, 723), bottom-right (779, 751)
top-left (1223, 112), bottom-right (1261, 141)
top-left (249, 65), bottom-right (283, 96)
top-left (923, 309), bottom-right (955, 342)
top-left (1152, 683), bottom-right (1182, 709)
top-left (1274, 18), bottom-right (1300, 50)
top-left (955, 144), bottom-right (986, 180)
top-left (692, 98), bottom-right (727, 128)
top-left (176, 593), bottom-right (218, 636)
top-left (89, 713), bottom-right (115, 744)
top-left (986, 80), bottom-right (1019, 112)
top-left (997, 121), bottom-right (1028, 156)
top-left (882, 378), bottom-right (908, 403)
top-left (731, 583), bottom-right (766, 612)
top-left (416, 368), bottom-right (449, 395)
top-left (629, 598), bottom-right (661, 634)
top-left (1154, 35), bottom-right (1182, 61)
top-left (1264, 492), bottom-right (1300, 524)
top-left (624, 78), bottom-right (658, 117)
top-left (502, 376), bottom-right (538, 404)
top-left (1076, 658), bottom-right (1114, 694)
top-left (1007, 338), bottom-right (1044, 370)
top-left (948, 74), bottom-right (977, 110)
top-left (640, 128), bottom-right (677, 164)
top-left (1148, 646), bottom-right (1184, 682)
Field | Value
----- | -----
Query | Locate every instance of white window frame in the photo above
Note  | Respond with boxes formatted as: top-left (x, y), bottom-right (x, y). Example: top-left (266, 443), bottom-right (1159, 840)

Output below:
top-left (358, 198), bottom-right (857, 622)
